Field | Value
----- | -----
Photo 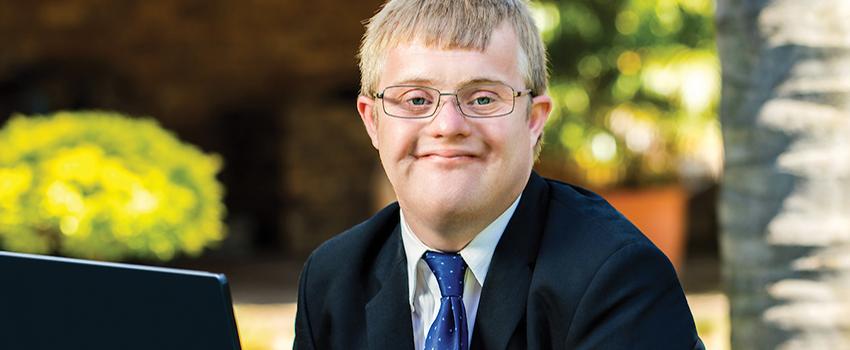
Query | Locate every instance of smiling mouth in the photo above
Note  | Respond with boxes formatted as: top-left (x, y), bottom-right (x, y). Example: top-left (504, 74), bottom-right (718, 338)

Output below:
top-left (414, 153), bottom-right (479, 165)
top-left (420, 154), bottom-right (474, 159)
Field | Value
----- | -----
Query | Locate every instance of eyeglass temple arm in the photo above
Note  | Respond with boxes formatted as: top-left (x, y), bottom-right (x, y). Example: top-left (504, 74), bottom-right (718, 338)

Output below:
top-left (516, 89), bottom-right (535, 97)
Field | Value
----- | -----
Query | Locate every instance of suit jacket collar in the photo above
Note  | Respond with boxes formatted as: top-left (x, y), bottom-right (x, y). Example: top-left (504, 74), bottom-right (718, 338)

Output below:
top-left (471, 172), bottom-right (549, 349)
top-left (365, 223), bottom-right (415, 350)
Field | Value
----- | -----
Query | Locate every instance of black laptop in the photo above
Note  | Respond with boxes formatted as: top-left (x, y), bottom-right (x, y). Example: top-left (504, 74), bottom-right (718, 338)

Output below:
top-left (0, 251), bottom-right (242, 350)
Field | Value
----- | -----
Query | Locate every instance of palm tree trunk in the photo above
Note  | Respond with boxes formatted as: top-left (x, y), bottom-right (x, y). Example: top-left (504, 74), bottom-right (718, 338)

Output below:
top-left (716, 0), bottom-right (850, 348)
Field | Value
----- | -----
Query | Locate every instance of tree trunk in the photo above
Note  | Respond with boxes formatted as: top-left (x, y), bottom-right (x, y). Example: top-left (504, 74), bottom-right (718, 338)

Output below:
top-left (716, 0), bottom-right (850, 349)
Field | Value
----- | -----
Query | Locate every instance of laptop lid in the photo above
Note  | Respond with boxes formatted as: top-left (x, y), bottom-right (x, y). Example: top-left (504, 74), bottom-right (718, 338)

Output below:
top-left (0, 251), bottom-right (242, 350)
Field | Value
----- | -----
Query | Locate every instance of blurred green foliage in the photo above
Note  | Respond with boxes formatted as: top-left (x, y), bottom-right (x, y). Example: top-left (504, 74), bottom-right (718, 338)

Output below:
top-left (0, 111), bottom-right (225, 262)
top-left (533, 0), bottom-right (720, 188)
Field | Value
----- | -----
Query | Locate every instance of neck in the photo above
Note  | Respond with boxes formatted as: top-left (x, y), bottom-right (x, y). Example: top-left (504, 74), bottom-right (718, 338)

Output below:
top-left (401, 195), bottom-right (517, 252)
top-left (403, 213), bottom-right (484, 252)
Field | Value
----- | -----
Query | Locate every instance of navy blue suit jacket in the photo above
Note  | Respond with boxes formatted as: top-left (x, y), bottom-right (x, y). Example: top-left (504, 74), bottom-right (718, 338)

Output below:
top-left (295, 173), bottom-right (704, 349)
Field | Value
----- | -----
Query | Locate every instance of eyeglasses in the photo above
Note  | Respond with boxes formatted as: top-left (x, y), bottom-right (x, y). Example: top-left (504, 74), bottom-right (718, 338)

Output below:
top-left (375, 83), bottom-right (533, 119)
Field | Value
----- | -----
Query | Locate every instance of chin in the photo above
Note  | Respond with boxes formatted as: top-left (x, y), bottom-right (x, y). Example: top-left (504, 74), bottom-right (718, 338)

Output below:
top-left (392, 165), bottom-right (500, 215)
top-left (421, 186), bottom-right (487, 216)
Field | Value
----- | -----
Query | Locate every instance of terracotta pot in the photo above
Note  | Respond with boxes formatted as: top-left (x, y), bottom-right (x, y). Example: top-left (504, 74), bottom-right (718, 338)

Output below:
top-left (600, 185), bottom-right (688, 274)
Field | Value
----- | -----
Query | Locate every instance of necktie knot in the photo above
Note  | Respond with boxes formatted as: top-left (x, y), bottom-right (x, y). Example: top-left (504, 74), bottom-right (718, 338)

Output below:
top-left (423, 251), bottom-right (467, 298)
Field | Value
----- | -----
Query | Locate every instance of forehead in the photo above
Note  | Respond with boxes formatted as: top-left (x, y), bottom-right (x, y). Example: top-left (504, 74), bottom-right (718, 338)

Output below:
top-left (377, 24), bottom-right (524, 89)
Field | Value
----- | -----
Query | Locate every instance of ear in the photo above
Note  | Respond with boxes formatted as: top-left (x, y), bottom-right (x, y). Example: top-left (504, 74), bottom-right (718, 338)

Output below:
top-left (357, 95), bottom-right (380, 149)
top-left (528, 94), bottom-right (552, 148)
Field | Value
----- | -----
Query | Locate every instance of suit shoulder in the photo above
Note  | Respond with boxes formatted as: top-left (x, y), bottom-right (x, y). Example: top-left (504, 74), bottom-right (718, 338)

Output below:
top-left (543, 178), bottom-right (650, 248)
top-left (529, 178), bottom-right (689, 344)
top-left (534, 177), bottom-right (672, 288)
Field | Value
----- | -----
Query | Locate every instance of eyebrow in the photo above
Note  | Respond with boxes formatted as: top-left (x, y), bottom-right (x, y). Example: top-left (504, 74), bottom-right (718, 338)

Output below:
top-left (390, 77), bottom-right (509, 89)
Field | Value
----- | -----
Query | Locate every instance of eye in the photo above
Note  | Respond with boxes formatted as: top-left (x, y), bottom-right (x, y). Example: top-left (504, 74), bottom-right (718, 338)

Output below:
top-left (463, 91), bottom-right (501, 106)
top-left (473, 96), bottom-right (493, 105)
top-left (408, 97), bottom-right (429, 106)
top-left (398, 89), bottom-right (434, 107)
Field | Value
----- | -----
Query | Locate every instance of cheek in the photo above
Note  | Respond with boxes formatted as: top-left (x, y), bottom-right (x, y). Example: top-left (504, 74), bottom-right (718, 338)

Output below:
top-left (483, 122), bottom-right (528, 155)
top-left (376, 121), bottom-right (417, 157)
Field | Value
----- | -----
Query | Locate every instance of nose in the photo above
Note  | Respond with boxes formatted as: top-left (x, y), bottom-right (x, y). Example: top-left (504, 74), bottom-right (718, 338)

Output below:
top-left (426, 95), bottom-right (471, 139)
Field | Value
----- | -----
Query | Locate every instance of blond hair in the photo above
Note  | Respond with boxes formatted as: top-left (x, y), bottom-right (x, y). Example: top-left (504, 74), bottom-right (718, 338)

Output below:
top-left (358, 0), bottom-right (549, 98)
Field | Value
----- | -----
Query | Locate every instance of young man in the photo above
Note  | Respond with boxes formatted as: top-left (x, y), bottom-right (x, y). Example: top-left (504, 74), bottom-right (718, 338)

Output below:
top-left (295, 1), bottom-right (704, 349)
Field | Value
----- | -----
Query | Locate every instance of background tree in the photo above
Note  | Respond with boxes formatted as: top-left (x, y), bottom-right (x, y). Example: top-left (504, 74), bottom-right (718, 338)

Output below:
top-left (536, 0), bottom-right (719, 189)
top-left (717, 0), bottom-right (850, 348)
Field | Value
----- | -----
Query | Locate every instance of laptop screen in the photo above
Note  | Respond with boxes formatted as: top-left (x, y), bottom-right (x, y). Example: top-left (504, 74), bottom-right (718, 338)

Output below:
top-left (0, 251), bottom-right (242, 350)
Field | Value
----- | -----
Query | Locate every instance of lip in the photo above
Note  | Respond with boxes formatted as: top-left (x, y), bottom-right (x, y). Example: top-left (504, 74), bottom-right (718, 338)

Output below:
top-left (413, 150), bottom-right (481, 168)
top-left (414, 150), bottom-right (478, 159)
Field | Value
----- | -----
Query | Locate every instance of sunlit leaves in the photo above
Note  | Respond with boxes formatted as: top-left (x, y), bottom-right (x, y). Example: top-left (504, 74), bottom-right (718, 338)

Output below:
top-left (559, 2), bottom-right (604, 41)
top-left (535, 0), bottom-right (720, 187)
top-left (530, 2), bottom-right (561, 44)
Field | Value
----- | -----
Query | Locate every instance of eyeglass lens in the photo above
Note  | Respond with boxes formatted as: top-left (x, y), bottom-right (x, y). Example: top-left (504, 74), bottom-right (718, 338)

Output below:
top-left (381, 83), bottom-right (517, 118)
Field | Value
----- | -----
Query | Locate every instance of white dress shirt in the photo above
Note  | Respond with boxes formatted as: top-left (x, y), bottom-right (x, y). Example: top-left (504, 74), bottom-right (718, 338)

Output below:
top-left (400, 195), bottom-right (521, 350)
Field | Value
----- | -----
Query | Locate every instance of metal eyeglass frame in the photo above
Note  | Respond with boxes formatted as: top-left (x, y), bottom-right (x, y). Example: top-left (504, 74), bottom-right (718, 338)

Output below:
top-left (375, 84), bottom-right (535, 119)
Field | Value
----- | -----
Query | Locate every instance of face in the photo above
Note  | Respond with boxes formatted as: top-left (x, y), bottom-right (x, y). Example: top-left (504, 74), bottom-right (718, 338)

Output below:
top-left (357, 23), bottom-right (552, 227)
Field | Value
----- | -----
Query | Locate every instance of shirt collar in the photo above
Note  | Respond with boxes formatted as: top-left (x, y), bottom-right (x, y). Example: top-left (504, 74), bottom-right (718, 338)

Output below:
top-left (400, 194), bottom-right (522, 310)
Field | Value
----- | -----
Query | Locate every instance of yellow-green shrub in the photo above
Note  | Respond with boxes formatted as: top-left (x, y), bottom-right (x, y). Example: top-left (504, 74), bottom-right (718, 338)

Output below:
top-left (0, 111), bottom-right (225, 261)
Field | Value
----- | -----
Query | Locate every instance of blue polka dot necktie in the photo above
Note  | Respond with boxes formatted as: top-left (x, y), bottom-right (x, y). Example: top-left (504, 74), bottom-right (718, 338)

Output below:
top-left (423, 251), bottom-right (468, 350)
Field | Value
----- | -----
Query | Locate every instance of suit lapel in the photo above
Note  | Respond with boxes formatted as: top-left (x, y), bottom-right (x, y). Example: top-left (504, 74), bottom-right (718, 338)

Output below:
top-left (471, 173), bottom-right (549, 350)
top-left (365, 224), bottom-right (415, 350)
